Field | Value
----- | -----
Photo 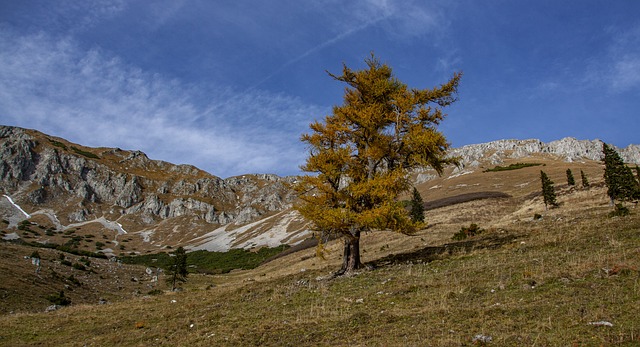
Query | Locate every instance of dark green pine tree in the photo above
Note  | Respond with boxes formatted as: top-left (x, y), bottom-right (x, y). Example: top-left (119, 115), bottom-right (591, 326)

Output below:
top-left (166, 246), bottom-right (188, 291)
top-left (540, 170), bottom-right (558, 210)
top-left (635, 165), bottom-right (640, 185)
top-left (580, 170), bottom-right (590, 188)
top-left (602, 143), bottom-right (638, 205)
top-left (410, 187), bottom-right (425, 224)
top-left (566, 169), bottom-right (575, 186)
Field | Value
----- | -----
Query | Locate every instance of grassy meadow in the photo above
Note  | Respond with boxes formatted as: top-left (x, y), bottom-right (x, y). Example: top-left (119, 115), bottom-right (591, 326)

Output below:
top-left (1, 182), bottom-right (638, 346)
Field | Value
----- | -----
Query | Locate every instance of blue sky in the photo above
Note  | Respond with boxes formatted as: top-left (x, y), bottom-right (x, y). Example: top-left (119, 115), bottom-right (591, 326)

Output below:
top-left (1, 1), bottom-right (638, 178)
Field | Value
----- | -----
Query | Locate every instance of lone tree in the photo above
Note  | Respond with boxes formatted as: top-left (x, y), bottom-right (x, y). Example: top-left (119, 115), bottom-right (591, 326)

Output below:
top-left (540, 170), bottom-right (558, 209)
top-left (296, 54), bottom-right (461, 275)
top-left (566, 169), bottom-right (575, 186)
top-left (166, 246), bottom-right (188, 291)
top-left (602, 143), bottom-right (638, 205)
top-left (580, 170), bottom-right (590, 188)
top-left (409, 187), bottom-right (425, 224)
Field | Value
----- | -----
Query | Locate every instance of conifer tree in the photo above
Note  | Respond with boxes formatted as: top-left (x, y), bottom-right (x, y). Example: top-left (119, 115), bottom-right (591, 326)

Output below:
top-left (296, 54), bottom-right (461, 275)
top-left (566, 168), bottom-right (575, 186)
top-left (410, 187), bottom-right (425, 224)
top-left (602, 143), bottom-right (638, 205)
top-left (540, 170), bottom-right (558, 210)
top-left (166, 246), bottom-right (188, 291)
top-left (635, 165), bottom-right (640, 185)
top-left (580, 170), bottom-right (590, 188)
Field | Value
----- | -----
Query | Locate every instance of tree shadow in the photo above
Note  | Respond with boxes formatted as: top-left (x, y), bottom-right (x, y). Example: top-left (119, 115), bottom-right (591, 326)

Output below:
top-left (370, 232), bottom-right (522, 268)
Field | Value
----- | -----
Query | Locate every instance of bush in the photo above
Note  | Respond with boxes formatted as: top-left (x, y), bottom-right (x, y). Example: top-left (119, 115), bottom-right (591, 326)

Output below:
top-left (46, 291), bottom-right (71, 306)
top-left (72, 262), bottom-right (87, 271)
top-left (452, 223), bottom-right (484, 240)
top-left (17, 220), bottom-right (32, 231)
top-left (67, 275), bottom-right (82, 286)
top-left (147, 289), bottom-right (163, 296)
top-left (609, 203), bottom-right (630, 218)
top-left (71, 146), bottom-right (99, 159)
top-left (533, 213), bottom-right (543, 220)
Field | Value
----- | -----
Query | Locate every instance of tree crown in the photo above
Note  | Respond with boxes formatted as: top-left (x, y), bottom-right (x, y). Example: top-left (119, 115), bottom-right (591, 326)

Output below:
top-left (297, 55), bottom-right (460, 237)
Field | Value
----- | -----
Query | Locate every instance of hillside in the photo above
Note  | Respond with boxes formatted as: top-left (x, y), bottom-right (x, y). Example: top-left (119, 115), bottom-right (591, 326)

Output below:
top-left (2, 125), bottom-right (639, 336)
top-left (1, 181), bottom-right (638, 345)
top-left (2, 125), bottom-right (638, 258)
top-left (0, 125), bottom-right (309, 256)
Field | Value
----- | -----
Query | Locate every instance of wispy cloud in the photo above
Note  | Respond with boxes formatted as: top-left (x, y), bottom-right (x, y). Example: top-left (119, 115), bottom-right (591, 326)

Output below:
top-left (585, 24), bottom-right (640, 93)
top-left (607, 25), bottom-right (640, 92)
top-left (23, 0), bottom-right (127, 34)
top-left (250, 14), bottom-right (389, 90)
top-left (0, 29), bottom-right (319, 177)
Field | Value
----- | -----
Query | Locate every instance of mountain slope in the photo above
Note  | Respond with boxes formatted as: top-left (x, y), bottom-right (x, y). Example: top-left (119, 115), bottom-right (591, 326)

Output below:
top-left (0, 126), bottom-right (308, 256)
top-left (1, 176), bottom-right (638, 345)
top-left (1, 125), bottom-right (638, 257)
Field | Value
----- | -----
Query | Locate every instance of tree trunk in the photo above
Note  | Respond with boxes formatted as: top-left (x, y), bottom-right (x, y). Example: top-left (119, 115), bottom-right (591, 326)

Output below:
top-left (335, 229), bottom-right (363, 276)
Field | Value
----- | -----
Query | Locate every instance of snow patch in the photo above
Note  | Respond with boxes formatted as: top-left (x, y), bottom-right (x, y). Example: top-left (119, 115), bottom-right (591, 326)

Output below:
top-left (72, 217), bottom-right (128, 235)
top-left (446, 170), bottom-right (474, 180)
top-left (187, 210), bottom-right (310, 252)
top-left (2, 195), bottom-right (30, 218)
top-left (138, 230), bottom-right (154, 243)
top-left (2, 232), bottom-right (20, 240)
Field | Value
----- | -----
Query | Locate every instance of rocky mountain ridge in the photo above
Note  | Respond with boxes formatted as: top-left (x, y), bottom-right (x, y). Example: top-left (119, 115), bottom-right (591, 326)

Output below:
top-left (0, 126), bottom-right (305, 254)
top-left (1, 125), bottom-right (638, 255)
top-left (450, 137), bottom-right (640, 168)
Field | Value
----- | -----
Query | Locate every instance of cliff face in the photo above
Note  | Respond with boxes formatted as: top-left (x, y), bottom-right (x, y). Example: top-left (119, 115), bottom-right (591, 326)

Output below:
top-left (449, 137), bottom-right (640, 168)
top-left (0, 126), bottom-right (305, 254)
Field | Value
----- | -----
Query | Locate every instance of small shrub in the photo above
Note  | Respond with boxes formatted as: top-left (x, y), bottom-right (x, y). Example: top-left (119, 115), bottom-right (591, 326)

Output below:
top-left (147, 289), bottom-right (163, 296)
top-left (61, 260), bottom-right (72, 266)
top-left (49, 139), bottom-right (68, 150)
top-left (30, 251), bottom-right (41, 259)
top-left (71, 146), bottom-right (99, 159)
top-left (533, 213), bottom-right (543, 220)
top-left (609, 203), bottom-right (630, 218)
top-left (64, 239), bottom-right (80, 248)
top-left (46, 290), bottom-right (71, 306)
top-left (18, 220), bottom-right (32, 231)
top-left (452, 223), bottom-right (484, 240)
top-left (95, 242), bottom-right (105, 250)
top-left (72, 262), bottom-right (87, 271)
top-left (67, 275), bottom-right (82, 286)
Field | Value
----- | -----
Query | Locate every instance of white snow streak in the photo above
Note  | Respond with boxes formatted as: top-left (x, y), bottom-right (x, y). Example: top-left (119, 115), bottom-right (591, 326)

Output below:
top-left (2, 195), bottom-right (30, 218)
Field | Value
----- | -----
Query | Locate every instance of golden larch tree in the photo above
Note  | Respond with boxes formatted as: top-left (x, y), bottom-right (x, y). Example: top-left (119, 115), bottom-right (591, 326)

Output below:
top-left (296, 54), bottom-right (461, 275)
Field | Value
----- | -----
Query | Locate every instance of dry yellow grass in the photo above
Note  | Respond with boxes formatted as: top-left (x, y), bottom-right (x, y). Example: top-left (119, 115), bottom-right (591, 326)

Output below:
top-left (1, 182), bottom-right (638, 346)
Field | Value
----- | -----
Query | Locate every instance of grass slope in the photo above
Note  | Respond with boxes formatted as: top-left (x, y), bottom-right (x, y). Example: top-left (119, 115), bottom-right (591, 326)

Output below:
top-left (1, 184), bottom-right (638, 346)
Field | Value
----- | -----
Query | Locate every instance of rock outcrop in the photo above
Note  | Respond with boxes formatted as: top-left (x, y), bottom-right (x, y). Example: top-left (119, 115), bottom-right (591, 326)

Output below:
top-left (449, 137), bottom-right (640, 169)
top-left (0, 126), bottom-right (297, 233)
